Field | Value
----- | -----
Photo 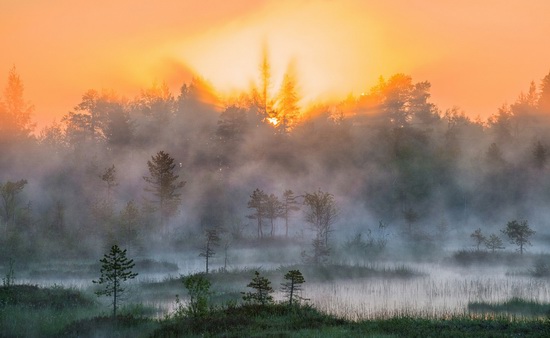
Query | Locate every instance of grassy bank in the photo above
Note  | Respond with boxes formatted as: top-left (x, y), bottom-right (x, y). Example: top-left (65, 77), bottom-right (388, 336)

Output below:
top-left (2, 283), bottom-right (550, 337)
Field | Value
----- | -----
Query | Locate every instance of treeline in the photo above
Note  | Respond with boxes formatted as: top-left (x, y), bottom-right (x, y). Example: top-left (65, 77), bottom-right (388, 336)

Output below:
top-left (1, 61), bottom-right (550, 259)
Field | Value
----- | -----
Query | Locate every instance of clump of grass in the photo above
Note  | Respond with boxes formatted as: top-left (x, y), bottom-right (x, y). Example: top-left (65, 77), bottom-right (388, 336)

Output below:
top-left (450, 250), bottom-right (537, 267)
top-left (468, 298), bottom-right (550, 317)
top-left (0, 284), bottom-right (96, 309)
top-left (153, 302), bottom-right (346, 337)
top-left (277, 263), bottom-right (423, 281)
top-left (0, 284), bottom-right (99, 337)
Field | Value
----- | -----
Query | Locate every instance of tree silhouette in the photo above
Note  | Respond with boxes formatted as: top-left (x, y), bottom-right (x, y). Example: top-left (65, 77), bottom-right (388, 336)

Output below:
top-left (281, 269), bottom-right (307, 306)
top-left (199, 227), bottom-right (221, 274)
top-left (104, 104), bottom-right (134, 149)
top-left (532, 141), bottom-right (548, 170)
top-left (93, 245), bottom-right (138, 318)
top-left (99, 165), bottom-right (118, 201)
top-left (257, 42), bottom-right (273, 120)
top-left (303, 190), bottom-right (338, 263)
top-left (0, 179), bottom-right (28, 231)
top-left (63, 89), bottom-right (120, 146)
top-left (143, 151), bottom-right (185, 230)
top-left (538, 71), bottom-right (550, 113)
top-left (242, 270), bottom-right (274, 305)
top-left (502, 220), bottom-right (535, 255)
top-left (485, 234), bottom-right (504, 253)
top-left (276, 61), bottom-right (300, 133)
top-left (247, 188), bottom-right (268, 239)
top-left (118, 200), bottom-right (141, 247)
top-left (265, 193), bottom-right (282, 237)
top-left (470, 228), bottom-right (486, 251)
top-left (281, 190), bottom-right (300, 238)
top-left (0, 66), bottom-right (34, 143)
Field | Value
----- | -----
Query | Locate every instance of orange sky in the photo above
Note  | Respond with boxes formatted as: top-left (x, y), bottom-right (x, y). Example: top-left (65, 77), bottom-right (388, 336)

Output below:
top-left (2, 0), bottom-right (550, 128)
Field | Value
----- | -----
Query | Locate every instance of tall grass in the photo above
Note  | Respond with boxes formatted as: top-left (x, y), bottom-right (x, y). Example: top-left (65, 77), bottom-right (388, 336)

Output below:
top-left (304, 269), bottom-right (550, 320)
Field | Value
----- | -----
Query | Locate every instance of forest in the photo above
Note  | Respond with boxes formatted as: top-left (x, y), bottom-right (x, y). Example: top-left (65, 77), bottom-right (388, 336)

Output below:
top-left (1, 59), bottom-right (550, 260)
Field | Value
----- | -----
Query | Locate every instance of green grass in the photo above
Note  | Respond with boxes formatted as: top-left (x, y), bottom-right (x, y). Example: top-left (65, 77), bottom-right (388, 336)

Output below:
top-left (151, 303), bottom-right (550, 337)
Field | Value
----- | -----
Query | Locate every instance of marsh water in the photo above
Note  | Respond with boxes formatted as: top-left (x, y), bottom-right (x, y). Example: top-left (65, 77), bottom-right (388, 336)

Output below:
top-left (13, 254), bottom-right (550, 321)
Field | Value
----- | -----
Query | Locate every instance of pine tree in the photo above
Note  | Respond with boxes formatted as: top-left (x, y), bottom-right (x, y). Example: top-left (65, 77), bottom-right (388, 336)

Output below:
top-left (93, 245), bottom-right (138, 318)
top-left (242, 271), bottom-right (274, 305)
top-left (1, 66), bottom-right (35, 142)
top-left (258, 42), bottom-right (272, 120)
top-left (281, 270), bottom-right (308, 306)
top-left (199, 227), bottom-right (221, 274)
top-left (143, 151), bottom-right (185, 230)
top-left (276, 61), bottom-right (300, 133)
top-left (99, 165), bottom-right (118, 201)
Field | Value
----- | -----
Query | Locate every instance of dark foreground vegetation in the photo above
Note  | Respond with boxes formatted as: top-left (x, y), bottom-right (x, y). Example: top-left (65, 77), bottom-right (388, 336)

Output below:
top-left (2, 283), bottom-right (550, 337)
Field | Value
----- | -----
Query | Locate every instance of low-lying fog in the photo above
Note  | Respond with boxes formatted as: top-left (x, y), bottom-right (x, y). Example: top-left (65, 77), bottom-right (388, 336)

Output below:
top-left (2, 66), bottom-right (550, 320)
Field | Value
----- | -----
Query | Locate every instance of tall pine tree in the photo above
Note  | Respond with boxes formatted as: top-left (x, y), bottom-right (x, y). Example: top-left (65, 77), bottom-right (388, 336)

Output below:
top-left (143, 151), bottom-right (185, 231)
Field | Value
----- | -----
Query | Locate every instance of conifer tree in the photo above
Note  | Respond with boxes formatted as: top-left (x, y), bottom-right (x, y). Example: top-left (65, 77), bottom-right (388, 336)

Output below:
top-left (242, 270), bottom-right (274, 305)
top-left (143, 151), bottom-right (185, 230)
top-left (93, 245), bottom-right (138, 318)
top-left (199, 227), bottom-right (220, 274)
top-left (281, 269), bottom-right (307, 306)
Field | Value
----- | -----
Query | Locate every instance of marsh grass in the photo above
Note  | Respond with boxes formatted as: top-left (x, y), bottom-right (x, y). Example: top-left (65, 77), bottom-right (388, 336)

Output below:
top-left (0, 284), bottom-right (99, 337)
top-left (0, 284), bottom-right (95, 309)
top-left (469, 297), bottom-right (550, 317)
top-left (304, 270), bottom-right (550, 320)
top-left (2, 271), bottom-right (550, 337)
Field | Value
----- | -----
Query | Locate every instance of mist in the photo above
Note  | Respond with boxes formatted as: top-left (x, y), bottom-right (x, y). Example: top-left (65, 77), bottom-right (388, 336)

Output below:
top-left (2, 56), bottom-right (550, 335)
top-left (2, 62), bottom-right (550, 257)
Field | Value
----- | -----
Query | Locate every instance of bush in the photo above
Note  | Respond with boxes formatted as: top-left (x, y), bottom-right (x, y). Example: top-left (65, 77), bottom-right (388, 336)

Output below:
top-left (182, 273), bottom-right (211, 317)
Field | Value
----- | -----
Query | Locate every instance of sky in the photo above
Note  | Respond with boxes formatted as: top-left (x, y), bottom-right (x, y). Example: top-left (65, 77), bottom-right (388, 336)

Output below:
top-left (2, 0), bottom-right (550, 128)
